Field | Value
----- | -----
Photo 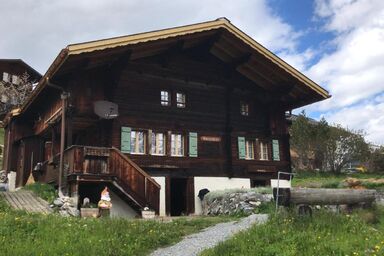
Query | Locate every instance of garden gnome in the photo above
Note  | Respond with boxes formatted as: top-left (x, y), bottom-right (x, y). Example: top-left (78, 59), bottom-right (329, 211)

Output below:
top-left (98, 187), bottom-right (112, 217)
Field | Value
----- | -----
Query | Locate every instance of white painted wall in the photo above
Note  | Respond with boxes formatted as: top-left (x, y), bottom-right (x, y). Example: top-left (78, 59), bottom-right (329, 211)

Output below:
top-left (194, 177), bottom-right (251, 215)
top-left (152, 176), bottom-right (166, 217)
top-left (109, 190), bottom-right (137, 218)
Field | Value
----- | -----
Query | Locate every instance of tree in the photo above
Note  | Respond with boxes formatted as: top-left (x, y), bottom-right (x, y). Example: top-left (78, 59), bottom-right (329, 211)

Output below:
top-left (290, 112), bottom-right (370, 173)
top-left (324, 126), bottom-right (370, 173)
top-left (0, 72), bottom-right (33, 116)
top-left (369, 147), bottom-right (384, 173)
top-left (289, 111), bottom-right (330, 170)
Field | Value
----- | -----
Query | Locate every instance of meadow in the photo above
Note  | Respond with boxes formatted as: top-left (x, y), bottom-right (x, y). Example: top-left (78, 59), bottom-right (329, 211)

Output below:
top-left (0, 199), bottom-right (234, 256)
top-left (202, 206), bottom-right (384, 256)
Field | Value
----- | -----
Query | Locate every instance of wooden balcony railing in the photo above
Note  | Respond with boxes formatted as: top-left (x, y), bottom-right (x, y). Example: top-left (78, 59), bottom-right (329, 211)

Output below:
top-left (62, 145), bottom-right (160, 214)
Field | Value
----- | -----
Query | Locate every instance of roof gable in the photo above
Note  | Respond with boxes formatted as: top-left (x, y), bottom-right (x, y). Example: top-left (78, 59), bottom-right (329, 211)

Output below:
top-left (15, 18), bottom-right (330, 118)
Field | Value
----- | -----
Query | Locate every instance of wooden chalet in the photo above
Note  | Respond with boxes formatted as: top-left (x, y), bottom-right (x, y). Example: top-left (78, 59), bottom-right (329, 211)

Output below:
top-left (1, 18), bottom-right (330, 216)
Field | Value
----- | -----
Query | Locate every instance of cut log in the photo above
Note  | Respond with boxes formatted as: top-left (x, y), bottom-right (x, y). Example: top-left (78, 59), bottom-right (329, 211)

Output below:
top-left (276, 188), bottom-right (376, 206)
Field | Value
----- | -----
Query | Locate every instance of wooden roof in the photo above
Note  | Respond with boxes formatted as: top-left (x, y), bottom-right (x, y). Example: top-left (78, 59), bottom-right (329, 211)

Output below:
top-left (16, 18), bottom-right (330, 118)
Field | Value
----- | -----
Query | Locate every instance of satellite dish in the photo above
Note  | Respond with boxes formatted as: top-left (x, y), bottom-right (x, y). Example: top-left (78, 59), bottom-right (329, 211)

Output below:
top-left (94, 101), bottom-right (119, 119)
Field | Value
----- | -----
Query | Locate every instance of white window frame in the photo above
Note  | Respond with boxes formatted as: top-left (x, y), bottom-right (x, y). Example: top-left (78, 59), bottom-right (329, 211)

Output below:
top-left (2, 72), bottom-right (10, 83)
top-left (176, 92), bottom-right (186, 108)
top-left (245, 139), bottom-right (254, 160)
top-left (151, 132), bottom-right (166, 156)
top-left (11, 75), bottom-right (19, 85)
top-left (260, 141), bottom-right (269, 160)
top-left (171, 134), bottom-right (184, 157)
top-left (161, 90), bottom-right (170, 106)
top-left (240, 102), bottom-right (249, 116)
top-left (130, 130), bottom-right (146, 155)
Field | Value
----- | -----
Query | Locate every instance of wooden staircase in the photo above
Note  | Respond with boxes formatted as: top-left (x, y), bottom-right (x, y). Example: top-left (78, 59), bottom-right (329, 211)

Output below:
top-left (62, 145), bottom-right (160, 214)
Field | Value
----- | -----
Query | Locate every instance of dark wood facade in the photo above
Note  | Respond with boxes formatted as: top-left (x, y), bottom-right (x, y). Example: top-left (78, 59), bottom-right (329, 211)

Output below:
top-left (2, 19), bottom-right (329, 215)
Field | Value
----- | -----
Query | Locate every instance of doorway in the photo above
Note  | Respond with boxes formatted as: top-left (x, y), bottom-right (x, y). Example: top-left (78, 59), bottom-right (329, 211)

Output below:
top-left (168, 177), bottom-right (194, 216)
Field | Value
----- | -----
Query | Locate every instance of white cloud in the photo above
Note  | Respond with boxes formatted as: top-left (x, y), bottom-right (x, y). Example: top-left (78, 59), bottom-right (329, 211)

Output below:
top-left (323, 99), bottom-right (384, 145)
top-left (300, 0), bottom-right (384, 145)
top-left (0, 0), bottom-right (300, 73)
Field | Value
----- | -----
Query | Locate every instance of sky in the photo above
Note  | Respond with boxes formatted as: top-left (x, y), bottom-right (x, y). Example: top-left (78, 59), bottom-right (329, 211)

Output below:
top-left (1, 0), bottom-right (383, 145)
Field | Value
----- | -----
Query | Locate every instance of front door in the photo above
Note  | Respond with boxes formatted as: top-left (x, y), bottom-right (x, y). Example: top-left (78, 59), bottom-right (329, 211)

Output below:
top-left (167, 177), bottom-right (195, 216)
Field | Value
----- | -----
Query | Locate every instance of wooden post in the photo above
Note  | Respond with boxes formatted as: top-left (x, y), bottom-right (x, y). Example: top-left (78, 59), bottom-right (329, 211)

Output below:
top-left (58, 92), bottom-right (68, 196)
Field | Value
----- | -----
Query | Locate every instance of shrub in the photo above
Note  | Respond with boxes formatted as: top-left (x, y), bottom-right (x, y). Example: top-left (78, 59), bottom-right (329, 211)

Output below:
top-left (23, 183), bottom-right (57, 203)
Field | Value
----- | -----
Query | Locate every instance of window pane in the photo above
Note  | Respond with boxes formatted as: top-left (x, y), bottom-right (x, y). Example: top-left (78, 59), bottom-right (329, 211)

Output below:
top-left (138, 132), bottom-right (144, 153)
top-left (161, 91), bottom-right (170, 106)
top-left (241, 103), bottom-right (249, 116)
top-left (171, 134), bottom-right (183, 156)
top-left (158, 134), bottom-right (164, 154)
top-left (130, 131), bottom-right (136, 152)
top-left (176, 93), bottom-right (185, 108)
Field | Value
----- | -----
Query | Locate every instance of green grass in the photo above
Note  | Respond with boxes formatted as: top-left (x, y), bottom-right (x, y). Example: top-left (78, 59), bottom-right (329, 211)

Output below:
top-left (0, 128), bottom-right (4, 167)
top-left (292, 171), bottom-right (384, 190)
top-left (0, 199), bottom-right (234, 256)
top-left (201, 207), bottom-right (384, 256)
top-left (23, 182), bottom-right (57, 204)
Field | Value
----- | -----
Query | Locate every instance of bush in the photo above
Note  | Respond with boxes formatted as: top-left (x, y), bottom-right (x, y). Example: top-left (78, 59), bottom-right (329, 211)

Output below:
top-left (23, 183), bottom-right (57, 203)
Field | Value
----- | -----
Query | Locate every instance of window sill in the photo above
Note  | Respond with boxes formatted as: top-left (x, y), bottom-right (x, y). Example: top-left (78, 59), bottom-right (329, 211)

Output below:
top-left (130, 152), bottom-right (146, 155)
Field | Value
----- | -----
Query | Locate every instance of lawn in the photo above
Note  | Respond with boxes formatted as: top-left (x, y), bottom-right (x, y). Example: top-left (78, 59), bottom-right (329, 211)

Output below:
top-left (201, 207), bottom-right (384, 256)
top-left (0, 128), bottom-right (3, 167)
top-left (292, 171), bottom-right (384, 190)
top-left (0, 200), bottom-right (234, 256)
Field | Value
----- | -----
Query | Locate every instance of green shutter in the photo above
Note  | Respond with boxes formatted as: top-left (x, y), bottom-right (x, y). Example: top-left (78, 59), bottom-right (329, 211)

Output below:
top-left (238, 137), bottom-right (246, 159)
top-left (189, 132), bottom-right (198, 157)
top-left (272, 139), bottom-right (280, 161)
top-left (121, 127), bottom-right (131, 153)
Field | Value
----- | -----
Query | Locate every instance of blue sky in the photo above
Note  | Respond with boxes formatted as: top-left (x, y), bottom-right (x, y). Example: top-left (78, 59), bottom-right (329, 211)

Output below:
top-left (0, 0), bottom-right (383, 145)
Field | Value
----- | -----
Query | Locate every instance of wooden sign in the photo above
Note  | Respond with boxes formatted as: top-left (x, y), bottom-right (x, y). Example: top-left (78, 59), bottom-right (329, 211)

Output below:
top-left (200, 136), bottom-right (221, 142)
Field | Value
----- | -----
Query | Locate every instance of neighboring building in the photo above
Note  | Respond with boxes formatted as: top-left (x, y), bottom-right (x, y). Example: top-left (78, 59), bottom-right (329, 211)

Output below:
top-left (0, 59), bottom-right (41, 85)
top-left (0, 59), bottom-right (41, 119)
top-left (1, 18), bottom-right (330, 216)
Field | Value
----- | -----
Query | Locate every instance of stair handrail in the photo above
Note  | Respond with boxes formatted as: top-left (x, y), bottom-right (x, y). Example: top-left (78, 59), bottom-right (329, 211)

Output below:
top-left (110, 147), bottom-right (161, 189)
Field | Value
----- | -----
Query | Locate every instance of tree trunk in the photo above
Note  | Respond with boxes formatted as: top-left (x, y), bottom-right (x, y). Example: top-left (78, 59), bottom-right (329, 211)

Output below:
top-left (277, 188), bottom-right (376, 205)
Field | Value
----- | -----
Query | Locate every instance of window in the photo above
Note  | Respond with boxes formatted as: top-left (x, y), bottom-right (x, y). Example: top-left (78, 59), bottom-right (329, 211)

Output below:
top-left (245, 140), bottom-right (254, 160)
top-left (2, 72), bottom-right (10, 83)
top-left (176, 92), bottom-right (186, 108)
top-left (171, 134), bottom-right (184, 156)
top-left (151, 132), bottom-right (166, 155)
top-left (130, 131), bottom-right (146, 154)
top-left (161, 91), bottom-right (170, 106)
top-left (11, 75), bottom-right (19, 85)
top-left (240, 102), bottom-right (249, 116)
top-left (260, 141), bottom-right (269, 160)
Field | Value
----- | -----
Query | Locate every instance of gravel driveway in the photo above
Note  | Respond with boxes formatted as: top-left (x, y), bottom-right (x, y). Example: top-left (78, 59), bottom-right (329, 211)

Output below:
top-left (150, 214), bottom-right (269, 256)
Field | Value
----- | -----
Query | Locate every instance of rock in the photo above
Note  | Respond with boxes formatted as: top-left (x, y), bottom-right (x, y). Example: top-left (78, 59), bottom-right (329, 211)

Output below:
top-left (202, 190), bottom-right (273, 216)
top-left (53, 198), bottom-right (64, 207)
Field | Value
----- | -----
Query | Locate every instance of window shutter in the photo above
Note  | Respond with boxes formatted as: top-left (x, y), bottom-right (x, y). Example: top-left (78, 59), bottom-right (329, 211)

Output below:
top-left (189, 132), bottom-right (198, 157)
top-left (121, 127), bottom-right (131, 153)
top-left (238, 137), bottom-right (246, 159)
top-left (272, 139), bottom-right (280, 161)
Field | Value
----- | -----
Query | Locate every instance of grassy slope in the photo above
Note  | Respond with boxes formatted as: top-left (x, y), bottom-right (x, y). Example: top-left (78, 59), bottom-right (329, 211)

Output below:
top-left (0, 128), bottom-right (3, 167)
top-left (202, 207), bottom-right (384, 256)
top-left (292, 172), bottom-right (384, 190)
top-left (0, 200), bottom-right (234, 256)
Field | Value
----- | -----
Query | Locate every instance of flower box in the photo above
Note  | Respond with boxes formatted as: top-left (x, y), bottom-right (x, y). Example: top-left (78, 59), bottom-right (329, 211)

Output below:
top-left (80, 208), bottom-right (99, 218)
top-left (141, 210), bottom-right (156, 219)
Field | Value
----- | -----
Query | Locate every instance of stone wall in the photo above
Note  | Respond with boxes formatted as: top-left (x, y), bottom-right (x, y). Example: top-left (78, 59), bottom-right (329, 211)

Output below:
top-left (202, 189), bottom-right (273, 215)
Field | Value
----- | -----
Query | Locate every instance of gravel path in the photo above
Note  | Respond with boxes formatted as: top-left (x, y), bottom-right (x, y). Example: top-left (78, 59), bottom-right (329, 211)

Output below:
top-left (151, 214), bottom-right (269, 256)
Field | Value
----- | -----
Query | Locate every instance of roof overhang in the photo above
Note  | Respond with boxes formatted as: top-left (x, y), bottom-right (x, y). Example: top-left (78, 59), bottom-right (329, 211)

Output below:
top-left (7, 18), bottom-right (330, 125)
